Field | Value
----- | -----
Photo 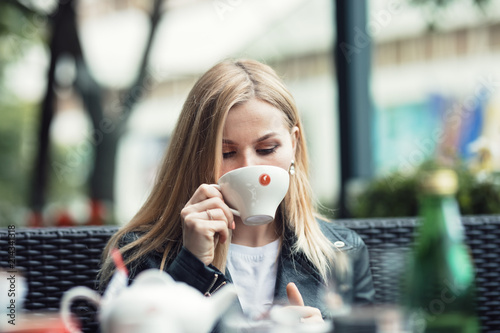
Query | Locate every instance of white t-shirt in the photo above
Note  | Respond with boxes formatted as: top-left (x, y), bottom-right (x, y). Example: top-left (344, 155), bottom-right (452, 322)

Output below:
top-left (227, 239), bottom-right (280, 320)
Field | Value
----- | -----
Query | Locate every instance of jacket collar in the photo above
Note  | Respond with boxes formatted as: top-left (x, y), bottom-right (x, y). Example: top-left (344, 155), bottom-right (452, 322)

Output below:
top-left (273, 225), bottom-right (325, 307)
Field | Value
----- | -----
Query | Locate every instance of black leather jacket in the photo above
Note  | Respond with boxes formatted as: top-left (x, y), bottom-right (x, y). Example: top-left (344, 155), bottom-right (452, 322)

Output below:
top-left (118, 219), bottom-right (374, 319)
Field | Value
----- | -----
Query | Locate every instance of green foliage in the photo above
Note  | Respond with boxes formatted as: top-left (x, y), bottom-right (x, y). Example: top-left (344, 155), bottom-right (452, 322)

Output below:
top-left (0, 1), bottom-right (46, 225)
top-left (351, 162), bottom-right (500, 218)
top-left (0, 98), bottom-right (38, 224)
top-left (0, 2), bottom-right (46, 69)
top-left (0, 106), bottom-right (25, 204)
top-left (455, 168), bottom-right (500, 215)
top-left (350, 172), bottom-right (420, 218)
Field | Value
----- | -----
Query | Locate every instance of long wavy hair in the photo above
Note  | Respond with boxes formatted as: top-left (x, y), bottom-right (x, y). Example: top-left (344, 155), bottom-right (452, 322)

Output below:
top-left (99, 59), bottom-right (341, 288)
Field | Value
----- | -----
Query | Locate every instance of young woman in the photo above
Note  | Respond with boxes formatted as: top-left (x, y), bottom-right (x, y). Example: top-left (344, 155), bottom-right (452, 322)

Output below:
top-left (99, 59), bottom-right (374, 323)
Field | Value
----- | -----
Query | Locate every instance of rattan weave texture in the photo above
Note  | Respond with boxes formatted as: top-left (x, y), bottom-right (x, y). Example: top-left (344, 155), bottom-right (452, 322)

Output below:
top-left (338, 216), bottom-right (500, 333)
top-left (0, 226), bottom-right (118, 333)
top-left (1, 216), bottom-right (499, 332)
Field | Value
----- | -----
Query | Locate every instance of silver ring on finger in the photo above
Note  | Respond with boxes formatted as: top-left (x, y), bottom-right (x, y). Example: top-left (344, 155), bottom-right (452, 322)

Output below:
top-left (206, 209), bottom-right (213, 220)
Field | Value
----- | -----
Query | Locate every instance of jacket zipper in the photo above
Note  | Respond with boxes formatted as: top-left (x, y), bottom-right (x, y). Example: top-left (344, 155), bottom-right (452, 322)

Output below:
top-left (210, 281), bottom-right (227, 295)
top-left (204, 273), bottom-right (219, 297)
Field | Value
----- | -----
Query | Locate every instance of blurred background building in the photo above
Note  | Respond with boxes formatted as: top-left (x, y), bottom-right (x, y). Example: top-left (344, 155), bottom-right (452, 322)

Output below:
top-left (1, 0), bottom-right (499, 226)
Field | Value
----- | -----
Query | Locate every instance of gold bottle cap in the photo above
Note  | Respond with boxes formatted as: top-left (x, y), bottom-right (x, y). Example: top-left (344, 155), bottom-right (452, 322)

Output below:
top-left (420, 169), bottom-right (458, 195)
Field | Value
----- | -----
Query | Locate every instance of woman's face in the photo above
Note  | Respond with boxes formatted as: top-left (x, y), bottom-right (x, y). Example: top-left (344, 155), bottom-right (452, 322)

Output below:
top-left (219, 98), bottom-right (299, 178)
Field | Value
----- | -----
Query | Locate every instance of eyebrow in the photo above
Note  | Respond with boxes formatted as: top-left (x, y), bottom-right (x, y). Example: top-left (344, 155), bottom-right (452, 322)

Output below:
top-left (223, 132), bottom-right (279, 145)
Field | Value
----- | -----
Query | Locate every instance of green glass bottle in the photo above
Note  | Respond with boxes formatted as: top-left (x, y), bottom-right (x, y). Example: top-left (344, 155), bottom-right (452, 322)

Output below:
top-left (403, 169), bottom-right (480, 333)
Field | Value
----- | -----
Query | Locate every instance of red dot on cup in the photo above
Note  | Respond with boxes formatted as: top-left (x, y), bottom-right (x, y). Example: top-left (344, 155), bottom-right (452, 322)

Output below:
top-left (259, 174), bottom-right (271, 186)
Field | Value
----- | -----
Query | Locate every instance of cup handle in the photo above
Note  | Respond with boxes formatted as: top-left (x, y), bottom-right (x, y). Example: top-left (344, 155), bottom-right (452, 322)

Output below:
top-left (60, 286), bottom-right (102, 333)
top-left (209, 184), bottom-right (240, 217)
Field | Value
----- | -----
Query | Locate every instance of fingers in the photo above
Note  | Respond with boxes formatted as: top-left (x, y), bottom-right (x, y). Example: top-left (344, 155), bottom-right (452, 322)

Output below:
top-left (270, 305), bottom-right (324, 325)
top-left (185, 184), bottom-right (223, 205)
top-left (274, 283), bottom-right (322, 324)
top-left (184, 213), bottom-right (229, 243)
top-left (182, 199), bottom-right (235, 230)
top-left (183, 185), bottom-right (235, 229)
top-left (182, 203), bottom-right (231, 243)
top-left (182, 211), bottom-right (229, 265)
top-left (294, 307), bottom-right (323, 323)
top-left (286, 282), bottom-right (305, 306)
top-left (284, 306), bottom-right (324, 323)
top-left (181, 184), bottom-right (236, 265)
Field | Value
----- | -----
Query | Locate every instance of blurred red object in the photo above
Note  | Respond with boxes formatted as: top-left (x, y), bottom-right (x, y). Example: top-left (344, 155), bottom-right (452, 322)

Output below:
top-left (56, 211), bottom-right (75, 227)
top-left (87, 199), bottom-right (105, 225)
top-left (3, 314), bottom-right (70, 333)
top-left (27, 211), bottom-right (43, 228)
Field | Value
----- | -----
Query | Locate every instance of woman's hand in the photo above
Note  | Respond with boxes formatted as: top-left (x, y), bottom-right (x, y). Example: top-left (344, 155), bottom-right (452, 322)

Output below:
top-left (181, 184), bottom-right (235, 265)
top-left (285, 282), bottom-right (324, 323)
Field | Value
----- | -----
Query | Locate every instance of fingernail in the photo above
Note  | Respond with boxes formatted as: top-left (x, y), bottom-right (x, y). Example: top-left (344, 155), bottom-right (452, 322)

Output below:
top-left (232, 221), bottom-right (235, 229)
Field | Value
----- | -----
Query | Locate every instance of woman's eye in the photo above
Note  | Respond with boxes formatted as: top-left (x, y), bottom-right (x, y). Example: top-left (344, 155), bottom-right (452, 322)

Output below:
top-left (223, 151), bottom-right (236, 159)
top-left (257, 145), bottom-right (278, 155)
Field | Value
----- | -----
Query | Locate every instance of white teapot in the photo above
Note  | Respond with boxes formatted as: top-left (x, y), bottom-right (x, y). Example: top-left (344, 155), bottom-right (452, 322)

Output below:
top-left (60, 269), bottom-right (237, 333)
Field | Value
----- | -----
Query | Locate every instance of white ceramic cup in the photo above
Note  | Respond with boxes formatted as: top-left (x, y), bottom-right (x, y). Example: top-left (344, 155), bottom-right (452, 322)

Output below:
top-left (212, 165), bottom-right (290, 226)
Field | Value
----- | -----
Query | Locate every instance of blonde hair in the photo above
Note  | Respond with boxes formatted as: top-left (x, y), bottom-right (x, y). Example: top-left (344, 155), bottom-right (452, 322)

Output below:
top-left (99, 59), bottom-right (341, 288)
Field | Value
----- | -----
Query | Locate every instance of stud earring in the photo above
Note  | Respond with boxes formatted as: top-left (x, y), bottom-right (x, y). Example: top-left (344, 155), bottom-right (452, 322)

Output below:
top-left (289, 160), bottom-right (295, 176)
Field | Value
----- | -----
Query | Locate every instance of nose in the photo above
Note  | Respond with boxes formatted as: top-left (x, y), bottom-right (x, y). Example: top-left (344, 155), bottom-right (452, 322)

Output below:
top-left (240, 150), bottom-right (258, 168)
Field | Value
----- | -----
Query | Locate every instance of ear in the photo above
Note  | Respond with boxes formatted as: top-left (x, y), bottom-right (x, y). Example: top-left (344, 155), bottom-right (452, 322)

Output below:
top-left (290, 126), bottom-right (300, 155)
